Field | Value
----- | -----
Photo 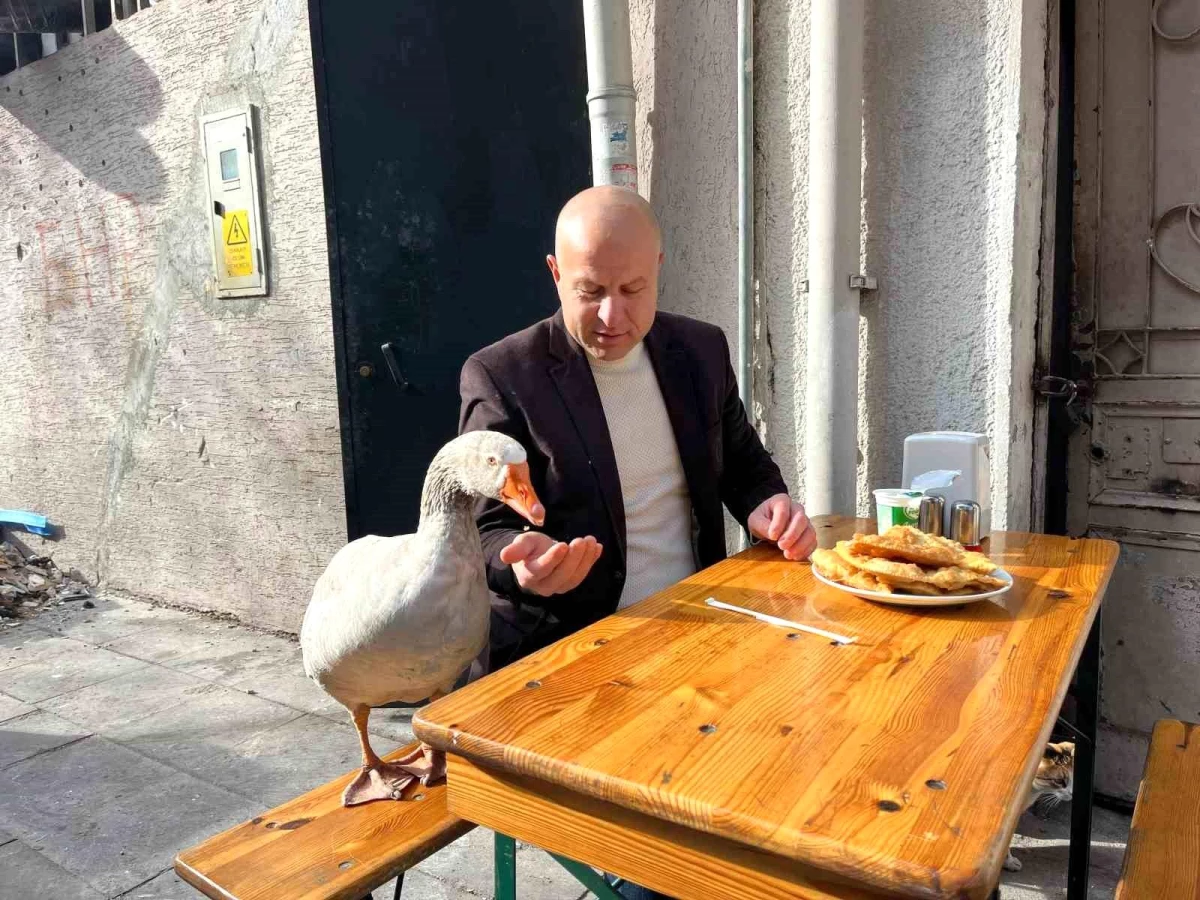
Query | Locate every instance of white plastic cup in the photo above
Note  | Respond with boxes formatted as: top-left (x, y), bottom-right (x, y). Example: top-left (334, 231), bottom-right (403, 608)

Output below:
top-left (873, 489), bottom-right (923, 534)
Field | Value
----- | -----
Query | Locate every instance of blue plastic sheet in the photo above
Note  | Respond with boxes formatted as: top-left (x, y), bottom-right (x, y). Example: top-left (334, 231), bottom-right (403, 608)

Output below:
top-left (0, 510), bottom-right (54, 537)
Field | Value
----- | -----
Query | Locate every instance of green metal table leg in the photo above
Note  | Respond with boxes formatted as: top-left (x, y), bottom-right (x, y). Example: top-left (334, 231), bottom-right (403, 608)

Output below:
top-left (494, 832), bottom-right (517, 900)
top-left (550, 853), bottom-right (626, 900)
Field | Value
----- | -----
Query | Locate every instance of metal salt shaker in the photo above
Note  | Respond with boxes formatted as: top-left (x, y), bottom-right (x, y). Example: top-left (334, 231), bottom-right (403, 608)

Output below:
top-left (917, 495), bottom-right (945, 536)
top-left (949, 500), bottom-right (983, 550)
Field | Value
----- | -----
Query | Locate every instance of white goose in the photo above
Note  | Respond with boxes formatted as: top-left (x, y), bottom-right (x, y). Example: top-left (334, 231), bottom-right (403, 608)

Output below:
top-left (301, 430), bottom-right (544, 806)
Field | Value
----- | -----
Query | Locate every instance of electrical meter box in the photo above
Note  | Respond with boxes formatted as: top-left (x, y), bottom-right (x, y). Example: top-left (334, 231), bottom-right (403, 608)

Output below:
top-left (201, 107), bottom-right (269, 298)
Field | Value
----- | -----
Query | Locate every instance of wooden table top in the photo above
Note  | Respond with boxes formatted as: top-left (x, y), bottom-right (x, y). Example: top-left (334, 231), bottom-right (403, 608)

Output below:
top-left (415, 517), bottom-right (1118, 899)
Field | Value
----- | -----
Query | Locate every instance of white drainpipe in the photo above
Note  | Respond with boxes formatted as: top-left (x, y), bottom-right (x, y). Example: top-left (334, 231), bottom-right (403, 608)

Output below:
top-left (736, 0), bottom-right (754, 413)
top-left (804, 0), bottom-right (865, 516)
top-left (582, 0), bottom-right (639, 191)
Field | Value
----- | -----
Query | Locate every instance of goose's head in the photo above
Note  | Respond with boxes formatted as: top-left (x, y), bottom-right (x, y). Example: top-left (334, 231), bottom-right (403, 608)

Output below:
top-left (440, 431), bottom-right (545, 526)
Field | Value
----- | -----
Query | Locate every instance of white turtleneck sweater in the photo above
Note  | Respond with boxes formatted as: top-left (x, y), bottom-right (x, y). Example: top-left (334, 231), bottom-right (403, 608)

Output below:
top-left (588, 342), bottom-right (696, 610)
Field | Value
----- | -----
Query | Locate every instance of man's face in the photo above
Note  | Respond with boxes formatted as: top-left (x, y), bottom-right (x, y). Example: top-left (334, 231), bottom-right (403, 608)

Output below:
top-left (547, 218), bottom-right (662, 362)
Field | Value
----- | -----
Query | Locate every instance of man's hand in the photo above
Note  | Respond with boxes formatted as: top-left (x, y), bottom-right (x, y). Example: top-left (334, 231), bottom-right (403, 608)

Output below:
top-left (499, 532), bottom-right (603, 597)
top-left (747, 494), bottom-right (817, 561)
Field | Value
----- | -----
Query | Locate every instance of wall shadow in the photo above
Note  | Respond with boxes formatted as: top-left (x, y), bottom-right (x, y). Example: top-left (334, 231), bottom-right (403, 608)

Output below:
top-left (753, 0), bottom-right (806, 489)
top-left (0, 26), bottom-right (166, 200)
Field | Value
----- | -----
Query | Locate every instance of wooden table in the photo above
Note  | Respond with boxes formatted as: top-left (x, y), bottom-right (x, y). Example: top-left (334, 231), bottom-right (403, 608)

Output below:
top-left (414, 517), bottom-right (1118, 900)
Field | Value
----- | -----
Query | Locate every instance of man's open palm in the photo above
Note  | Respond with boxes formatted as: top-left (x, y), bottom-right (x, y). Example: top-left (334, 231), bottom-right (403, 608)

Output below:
top-left (500, 531), bottom-right (603, 597)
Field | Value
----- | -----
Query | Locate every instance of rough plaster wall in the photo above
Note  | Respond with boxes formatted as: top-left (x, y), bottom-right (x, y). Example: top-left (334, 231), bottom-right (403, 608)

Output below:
top-left (631, 0), bottom-right (1045, 528)
top-left (860, 0), bottom-right (1045, 528)
top-left (0, 0), bottom-right (344, 632)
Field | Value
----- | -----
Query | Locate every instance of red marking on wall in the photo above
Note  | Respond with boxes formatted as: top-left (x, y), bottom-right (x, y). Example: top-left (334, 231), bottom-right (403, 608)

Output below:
top-left (73, 216), bottom-right (100, 308)
top-left (33, 192), bottom-right (149, 319)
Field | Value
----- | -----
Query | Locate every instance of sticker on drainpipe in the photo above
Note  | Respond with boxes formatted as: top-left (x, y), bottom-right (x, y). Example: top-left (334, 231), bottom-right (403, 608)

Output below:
top-left (609, 163), bottom-right (637, 191)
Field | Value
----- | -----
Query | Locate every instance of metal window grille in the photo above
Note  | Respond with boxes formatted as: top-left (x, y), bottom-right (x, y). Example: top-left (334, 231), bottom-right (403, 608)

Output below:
top-left (1, 0), bottom-right (155, 76)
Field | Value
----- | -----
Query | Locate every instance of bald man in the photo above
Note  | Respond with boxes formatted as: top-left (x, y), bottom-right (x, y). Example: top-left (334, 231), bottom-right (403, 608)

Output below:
top-left (459, 186), bottom-right (816, 669)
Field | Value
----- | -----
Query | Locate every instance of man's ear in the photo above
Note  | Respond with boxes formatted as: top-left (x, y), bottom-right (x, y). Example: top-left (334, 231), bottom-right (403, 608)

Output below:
top-left (547, 254), bottom-right (561, 283)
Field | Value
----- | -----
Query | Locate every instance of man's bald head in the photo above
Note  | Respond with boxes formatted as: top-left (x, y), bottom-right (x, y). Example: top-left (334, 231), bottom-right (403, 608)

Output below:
top-left (554, 186), bottom-right (661, 259)
top-left (547, 187), bottom-right (663, 361)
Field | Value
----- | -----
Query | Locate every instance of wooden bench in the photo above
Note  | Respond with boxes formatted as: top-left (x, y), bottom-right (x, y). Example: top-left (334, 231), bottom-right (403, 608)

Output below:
top-left (1115, 718), bottom-right (1200, 899)
top-left (175, 742), bottom-right (474, 900)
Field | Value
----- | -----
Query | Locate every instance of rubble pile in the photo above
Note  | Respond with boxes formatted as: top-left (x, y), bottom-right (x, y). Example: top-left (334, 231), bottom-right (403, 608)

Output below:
top-left (0, 540), bottom-right (93, 623)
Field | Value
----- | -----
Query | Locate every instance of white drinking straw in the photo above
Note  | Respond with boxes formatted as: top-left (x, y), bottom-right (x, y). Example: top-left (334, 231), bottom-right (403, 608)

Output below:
top-left (704, 597), bottom-right (857, 645)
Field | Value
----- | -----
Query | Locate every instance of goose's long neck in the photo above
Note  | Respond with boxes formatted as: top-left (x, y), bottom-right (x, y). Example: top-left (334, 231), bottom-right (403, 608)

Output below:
top-left (417, 455), bottom-right (479, 546)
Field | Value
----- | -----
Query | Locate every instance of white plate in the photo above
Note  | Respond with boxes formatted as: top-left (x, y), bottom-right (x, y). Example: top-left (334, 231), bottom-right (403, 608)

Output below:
top-left (811, 566), bottom-right (1014, 607)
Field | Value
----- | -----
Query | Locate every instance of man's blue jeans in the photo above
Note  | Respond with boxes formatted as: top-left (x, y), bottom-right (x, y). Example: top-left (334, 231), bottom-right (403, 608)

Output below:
top-left (604, 873), bottom-right (672, 900)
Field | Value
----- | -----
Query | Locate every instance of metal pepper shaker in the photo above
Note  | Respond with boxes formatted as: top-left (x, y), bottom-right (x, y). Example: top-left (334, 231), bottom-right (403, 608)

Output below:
top-left (949, 500), bottom-right (982, 550)
top-left (917, 495), bottom-right (945, 536)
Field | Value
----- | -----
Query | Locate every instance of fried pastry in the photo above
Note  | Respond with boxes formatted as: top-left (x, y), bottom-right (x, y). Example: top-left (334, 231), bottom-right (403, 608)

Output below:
top-left (848, 526), bottom-right (997, 575)
top-left (811, 548), bottom-right (891, 593)
top-left (810, 525), bottom-right (1006, 598)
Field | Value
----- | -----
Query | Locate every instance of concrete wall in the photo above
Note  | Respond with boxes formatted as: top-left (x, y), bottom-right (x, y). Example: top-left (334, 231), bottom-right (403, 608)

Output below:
top-left (0, 0), bottom-right (345, 632)
top-left (630, 0), bottom-right (1049, 530)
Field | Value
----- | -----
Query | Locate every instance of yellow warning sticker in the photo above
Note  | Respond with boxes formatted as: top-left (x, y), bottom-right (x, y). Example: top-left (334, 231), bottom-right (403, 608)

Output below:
top-left (222, 209), bottom-right (254, 278)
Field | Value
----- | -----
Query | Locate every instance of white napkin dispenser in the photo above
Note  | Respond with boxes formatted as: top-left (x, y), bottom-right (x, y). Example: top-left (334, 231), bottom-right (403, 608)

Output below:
top-left (901, 432), bottom-right (992, 537)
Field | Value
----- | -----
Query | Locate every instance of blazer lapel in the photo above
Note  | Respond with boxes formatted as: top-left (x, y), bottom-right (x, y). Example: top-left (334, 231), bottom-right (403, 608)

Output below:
top-left (546, 313), bottom-right (627, 556)
top-left (644, 320), bottom-right (708, 510)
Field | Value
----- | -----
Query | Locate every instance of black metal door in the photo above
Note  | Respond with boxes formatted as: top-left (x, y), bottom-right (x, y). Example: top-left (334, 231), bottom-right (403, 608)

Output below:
top-left (309, 0), bottom-right (591, 539)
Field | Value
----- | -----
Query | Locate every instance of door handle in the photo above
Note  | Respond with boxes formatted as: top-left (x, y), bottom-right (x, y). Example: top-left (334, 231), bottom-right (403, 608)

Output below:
top-left (380, 342), bottom-right (414, 393)
top-left (1033, 373), bottom-right (1092, 407)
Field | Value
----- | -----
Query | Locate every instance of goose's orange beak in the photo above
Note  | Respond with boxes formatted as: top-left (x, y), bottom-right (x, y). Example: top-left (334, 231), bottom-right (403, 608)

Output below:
top-left (500, 462), bottom-right (545, 526)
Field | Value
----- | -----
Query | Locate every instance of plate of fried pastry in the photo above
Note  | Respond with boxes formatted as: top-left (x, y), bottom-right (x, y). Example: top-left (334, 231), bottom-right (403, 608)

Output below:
top-left (810, 525), bottom-right (1012, 606)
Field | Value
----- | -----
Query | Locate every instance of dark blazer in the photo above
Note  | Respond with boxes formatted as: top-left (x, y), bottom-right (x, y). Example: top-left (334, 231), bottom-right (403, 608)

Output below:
top-left (458, 309), bottom-right (788, 646)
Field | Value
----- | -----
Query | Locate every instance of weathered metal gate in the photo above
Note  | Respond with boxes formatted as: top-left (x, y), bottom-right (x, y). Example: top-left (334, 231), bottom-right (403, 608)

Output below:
top-left (308, 0), bottom-right (591, 540)
top-left (1070, 0), bottom-right (1200, 799)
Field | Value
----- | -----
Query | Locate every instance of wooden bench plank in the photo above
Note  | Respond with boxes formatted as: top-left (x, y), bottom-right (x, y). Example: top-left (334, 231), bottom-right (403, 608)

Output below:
top-left (175, 742), bottom-right (474, 900)
top-left (1115, 719), bottom-right (1200, 900)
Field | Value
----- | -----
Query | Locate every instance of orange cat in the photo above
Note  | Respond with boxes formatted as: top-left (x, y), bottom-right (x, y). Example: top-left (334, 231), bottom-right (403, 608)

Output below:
top-left (1005, 742), bottom-right (1075, 872)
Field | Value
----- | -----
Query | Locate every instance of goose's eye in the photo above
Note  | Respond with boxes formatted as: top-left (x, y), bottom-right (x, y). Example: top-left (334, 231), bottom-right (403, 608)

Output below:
top-left (487, 456), bottom-right (498, 467)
